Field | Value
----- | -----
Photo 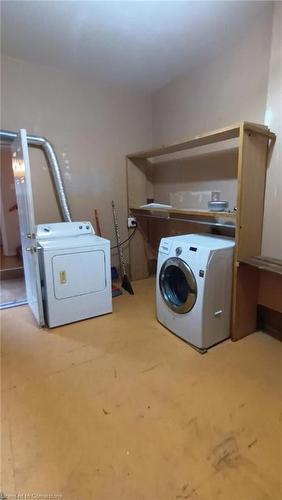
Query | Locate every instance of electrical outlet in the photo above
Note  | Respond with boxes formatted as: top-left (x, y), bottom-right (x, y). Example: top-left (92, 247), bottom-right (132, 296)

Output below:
top-left (127, 216), bottom-right (137, 228)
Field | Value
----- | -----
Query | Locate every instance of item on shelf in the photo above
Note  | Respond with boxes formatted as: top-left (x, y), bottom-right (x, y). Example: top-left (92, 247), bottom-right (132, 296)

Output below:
top-left (208, 200), bottom-right (229, 212)
top-left (211, 191), bottom-right (221, 202)
top-left (140, 202), bottom-right (173, 209)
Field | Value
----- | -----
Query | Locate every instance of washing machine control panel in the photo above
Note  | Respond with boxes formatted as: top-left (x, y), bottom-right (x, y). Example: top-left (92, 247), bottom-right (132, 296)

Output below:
top-left (159, 239), bottom-right (172, 255)
top-left (175, 246), bottom-right (182, 256)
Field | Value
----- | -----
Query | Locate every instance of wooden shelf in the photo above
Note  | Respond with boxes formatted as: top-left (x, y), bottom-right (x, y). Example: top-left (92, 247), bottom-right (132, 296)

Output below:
top-left (130, 206), bottom-right (236, 222)
top-left (239, 257), bottom-right (282, 320)
top-left (130, 207), bottom-right (236, 230)
top-left (128, 122), bottom-right (275, 160)
top-left (240, 256), bottom-right (282, 275)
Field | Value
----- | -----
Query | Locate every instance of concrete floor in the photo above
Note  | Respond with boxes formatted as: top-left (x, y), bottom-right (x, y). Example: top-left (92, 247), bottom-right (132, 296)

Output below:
top-left (1, 278), bottom-right (282, 500)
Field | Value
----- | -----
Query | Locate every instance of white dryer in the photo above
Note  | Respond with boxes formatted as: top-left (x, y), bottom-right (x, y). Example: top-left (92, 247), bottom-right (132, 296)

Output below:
top-left (156, 234), bottom-right (235, 350)
top-left (37, 222), bottom-right (112, 328)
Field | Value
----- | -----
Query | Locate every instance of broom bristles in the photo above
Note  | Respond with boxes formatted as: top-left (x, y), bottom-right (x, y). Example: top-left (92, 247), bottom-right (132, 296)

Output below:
top-left (122, 274), bottom-right (134, 295)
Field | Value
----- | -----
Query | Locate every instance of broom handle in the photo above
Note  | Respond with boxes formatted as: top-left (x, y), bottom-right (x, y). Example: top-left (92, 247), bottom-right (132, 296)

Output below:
top-left (94, 209), bottom-right (102, 237)
top-left (111, 200), bottom-right (126, 277)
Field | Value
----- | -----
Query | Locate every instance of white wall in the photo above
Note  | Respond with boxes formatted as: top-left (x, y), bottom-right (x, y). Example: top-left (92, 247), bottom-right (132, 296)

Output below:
top-left (1, 56), bottom-right (152, 254)
top-left (262, 2), bottom-right (282, 259)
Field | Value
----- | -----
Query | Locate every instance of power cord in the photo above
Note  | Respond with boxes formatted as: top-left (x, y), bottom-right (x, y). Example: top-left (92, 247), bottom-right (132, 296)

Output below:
top-left (111, 223), bottom-right (138, 250)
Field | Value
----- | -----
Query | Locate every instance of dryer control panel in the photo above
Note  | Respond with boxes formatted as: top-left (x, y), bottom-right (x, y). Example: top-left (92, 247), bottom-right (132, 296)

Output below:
top-left (36, 221), bottom-right (94, 240)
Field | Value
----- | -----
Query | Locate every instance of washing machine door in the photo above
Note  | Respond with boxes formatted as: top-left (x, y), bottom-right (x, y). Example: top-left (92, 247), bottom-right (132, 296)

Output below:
top-left (159, 257), bottom-right (197, 314)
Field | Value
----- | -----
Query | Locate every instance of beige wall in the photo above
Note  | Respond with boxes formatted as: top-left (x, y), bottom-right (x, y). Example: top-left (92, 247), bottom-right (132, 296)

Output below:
top-left (1, 56), bottom-right (152, 257)
top-left (152, 6), bottom-right (273, 145)
top-left (262, 2), bottom-right (282, 259)
top-left (152, 149), bottom-right (238, 212)
top-left (151, 4), bottom-right (282, 259)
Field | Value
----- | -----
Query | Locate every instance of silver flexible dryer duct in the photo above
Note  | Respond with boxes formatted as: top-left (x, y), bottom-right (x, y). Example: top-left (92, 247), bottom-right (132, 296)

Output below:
top-left (0, 129), bottom-right (72, 222)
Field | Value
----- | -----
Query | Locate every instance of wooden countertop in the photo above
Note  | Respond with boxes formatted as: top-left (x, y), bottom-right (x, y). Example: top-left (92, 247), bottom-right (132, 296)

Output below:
top-left (240, 256), bottom-right (282, 275)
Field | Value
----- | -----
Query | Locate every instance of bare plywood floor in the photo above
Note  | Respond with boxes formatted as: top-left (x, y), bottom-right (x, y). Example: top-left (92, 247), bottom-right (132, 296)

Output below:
top-left (1, 278), bottom-right (282, 499)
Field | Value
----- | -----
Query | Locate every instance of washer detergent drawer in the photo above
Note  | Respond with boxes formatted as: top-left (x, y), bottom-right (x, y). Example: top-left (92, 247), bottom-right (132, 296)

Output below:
top-left (52, 250), bottom-right (106, 299)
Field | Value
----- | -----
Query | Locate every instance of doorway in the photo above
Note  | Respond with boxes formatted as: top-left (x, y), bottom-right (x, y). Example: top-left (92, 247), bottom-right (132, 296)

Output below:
top-left (0, 143), bottom-right (27, 308)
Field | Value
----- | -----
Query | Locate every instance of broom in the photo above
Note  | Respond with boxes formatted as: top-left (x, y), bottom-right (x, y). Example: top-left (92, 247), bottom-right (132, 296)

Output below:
top-left (111, 200), bottom-right (134, 295)
top-left (94, 208), bottom-right (122, 298)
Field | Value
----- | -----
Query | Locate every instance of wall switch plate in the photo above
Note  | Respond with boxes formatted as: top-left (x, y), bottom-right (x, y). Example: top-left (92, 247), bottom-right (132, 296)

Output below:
top-left (127, 216), bottom-right (137, 228)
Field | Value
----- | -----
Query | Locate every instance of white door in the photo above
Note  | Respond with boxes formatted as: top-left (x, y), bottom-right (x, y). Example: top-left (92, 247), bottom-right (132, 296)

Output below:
top-left (12, 129), bottom-right (45, 326)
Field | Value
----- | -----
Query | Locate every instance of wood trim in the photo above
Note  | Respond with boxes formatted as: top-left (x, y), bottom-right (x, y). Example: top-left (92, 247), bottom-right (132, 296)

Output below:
top-left (232, 127), bottom-right (269, 340)
top-left (234, 123), bottom-right (245, 260)
top-left (232, 264), bottom-right (259, 341)
top-left (235, 130), bottom-right (269, 260)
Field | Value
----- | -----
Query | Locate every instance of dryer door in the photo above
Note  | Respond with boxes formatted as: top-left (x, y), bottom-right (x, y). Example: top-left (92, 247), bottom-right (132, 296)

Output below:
top-left (159, 257), bottom-right (197, 314)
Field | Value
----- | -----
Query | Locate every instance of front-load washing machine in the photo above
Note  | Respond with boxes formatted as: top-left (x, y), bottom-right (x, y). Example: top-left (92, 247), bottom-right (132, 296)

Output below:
top-left (156, 234), bottom-right (235, 349)
top-left (37, 221), bottom-right (112, 328)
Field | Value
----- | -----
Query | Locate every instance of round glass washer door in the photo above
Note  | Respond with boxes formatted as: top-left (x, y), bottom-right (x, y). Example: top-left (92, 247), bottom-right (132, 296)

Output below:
top-left (159, 257), bottom-right (197, 314)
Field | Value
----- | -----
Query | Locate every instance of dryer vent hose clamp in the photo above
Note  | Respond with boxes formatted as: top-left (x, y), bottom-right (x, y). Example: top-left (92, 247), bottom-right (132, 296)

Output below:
top-left (0, 129), bottom-right (72, 222)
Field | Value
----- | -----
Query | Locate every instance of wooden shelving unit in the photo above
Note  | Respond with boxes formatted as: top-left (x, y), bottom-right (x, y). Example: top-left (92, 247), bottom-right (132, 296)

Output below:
top-left (126, 121), bottom-right (276, 341)
top-left (130, 206), bottom-right (236, 226)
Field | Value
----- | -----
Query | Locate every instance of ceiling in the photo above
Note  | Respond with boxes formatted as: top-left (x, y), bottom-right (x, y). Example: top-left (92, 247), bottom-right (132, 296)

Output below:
top-left (1, 1), bottom-right (272, 92)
